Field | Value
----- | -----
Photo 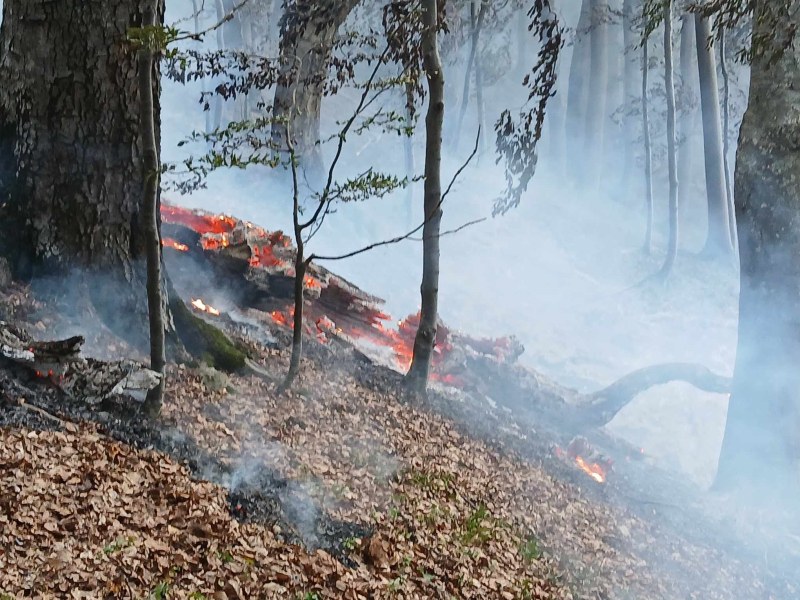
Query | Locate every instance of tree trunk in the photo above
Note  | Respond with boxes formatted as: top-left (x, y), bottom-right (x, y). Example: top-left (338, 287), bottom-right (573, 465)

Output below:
top-left (584, 0), bottom-right (609, 178)
top-left (642, 30), bottom-right (654, 253)
top-left (677, 14), bottom-right (696, 228)
top-left (715, 0), bottom-right (800, 497)
top-left (695, 14), bottom-right (733, 258)
top-left (138, 2), bottom-right (166, 416)
top-left (404, 80), bottom-right (416, 229)
top-left (621, 0), bottom-right (638, 184)
top-left (454, 0), bottom-right (486, 151)
top-left (603, 0), bottom-right (623, 166)
top-left (407, 0), bottom-right (444, 394)
top-left (0, 0), bottom-right (162, 304)
top-left (659, 0), bottom-right (679, 278)
top-left (719, 28), bottom-right (737, 249)
top-left (271, 0), bottom-right (360, 184)
top-left (0, 0), bottom-right (245, 376)
top-left (566, 0), bottom-right (592, 169)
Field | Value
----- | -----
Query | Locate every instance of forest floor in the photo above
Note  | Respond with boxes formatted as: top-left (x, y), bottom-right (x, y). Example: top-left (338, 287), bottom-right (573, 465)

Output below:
top-left (0, 280), bottom-right (798, 600)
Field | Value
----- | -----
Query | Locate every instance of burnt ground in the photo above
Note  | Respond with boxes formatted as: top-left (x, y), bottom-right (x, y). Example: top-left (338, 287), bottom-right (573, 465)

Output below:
top-left (1, 280), bottom-right (799, 599)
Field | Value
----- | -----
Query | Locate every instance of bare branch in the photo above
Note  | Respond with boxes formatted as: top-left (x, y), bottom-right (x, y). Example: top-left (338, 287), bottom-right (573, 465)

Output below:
top-left (309, 130), bottom-right (481, 263)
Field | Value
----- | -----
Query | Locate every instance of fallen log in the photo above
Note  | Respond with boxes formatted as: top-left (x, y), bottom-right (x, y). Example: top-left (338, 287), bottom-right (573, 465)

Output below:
top-left (0, 322), bottom-right (162, 405)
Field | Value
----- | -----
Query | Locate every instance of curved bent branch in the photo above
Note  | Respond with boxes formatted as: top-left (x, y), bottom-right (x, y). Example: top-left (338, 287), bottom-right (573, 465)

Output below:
top-left (581, 363), bottom-right (731, 428)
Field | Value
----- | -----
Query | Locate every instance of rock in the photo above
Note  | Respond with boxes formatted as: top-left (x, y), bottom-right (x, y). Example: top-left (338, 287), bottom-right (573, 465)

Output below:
top-left (0, 257), bottom-right (11, 288)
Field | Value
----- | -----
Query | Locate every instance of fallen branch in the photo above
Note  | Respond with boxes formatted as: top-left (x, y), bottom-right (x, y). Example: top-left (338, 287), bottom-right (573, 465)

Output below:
top-left (582, 363), bottom-right (731, 427)
top-left (0, 322), bottom-right (162, 405)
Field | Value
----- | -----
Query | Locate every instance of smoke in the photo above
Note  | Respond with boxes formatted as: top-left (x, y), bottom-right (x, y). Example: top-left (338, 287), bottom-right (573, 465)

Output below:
top-left (155, 0), bottom-right (748, 488)
top-left (151, 10), bottom-right (800, 556)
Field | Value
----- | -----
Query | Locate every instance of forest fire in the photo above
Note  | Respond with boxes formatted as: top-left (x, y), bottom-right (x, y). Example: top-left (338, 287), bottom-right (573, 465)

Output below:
top-left (160, 202), bottom-right (517, 387)
top-left (162, 237), bottom-right (189, 252)
top-left (191, 299), bottom-right (221, 316)
top-left (555, 437), bottom-right (613, 484)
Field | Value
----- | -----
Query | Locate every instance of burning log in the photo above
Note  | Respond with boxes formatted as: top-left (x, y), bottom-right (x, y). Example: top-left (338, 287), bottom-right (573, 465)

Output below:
top-left (159, 203), bottom-right (732, 451)
top-left (160, 202), bottom-right (518, 383)
top-left (0, 322), bottom-right (162, 405)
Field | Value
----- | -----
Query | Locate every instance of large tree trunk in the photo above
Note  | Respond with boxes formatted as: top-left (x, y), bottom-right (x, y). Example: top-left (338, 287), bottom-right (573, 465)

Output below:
top-left (407, 0), bottom-right (444, 393)
top-left (584, 0), bottom-right (609, 178)
top-left (695, 14), bottom-right (734, 258)
top-left (0, 0), bottom-right (165, 345)
top-left (715, 0), bottom-right (800, 497)
top-left (0, 0), bottom-right (161, 277)
top-left (0, 0), bottom-right (245, 376)
top-left (271, 0), bottom-right (360, 184)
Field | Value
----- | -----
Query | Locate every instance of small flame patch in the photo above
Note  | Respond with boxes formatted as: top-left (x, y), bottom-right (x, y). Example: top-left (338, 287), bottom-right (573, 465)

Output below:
top-left (191, 298), bottom-right (221, 316)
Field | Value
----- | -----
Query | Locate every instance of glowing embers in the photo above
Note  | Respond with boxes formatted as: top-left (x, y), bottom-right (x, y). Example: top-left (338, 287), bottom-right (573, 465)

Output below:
top-left (248, 232), bottom-right (293, 269)
top-left (191, 298), bottom-right (221, 317)
top-left (554, 437), bottom-right (614, 484)
top-left (161, 204), bottom-right (237, 235)
top-left (200, 233), bottom-right (230, 251)
top-left (162, 237), bottom-right (189, 252)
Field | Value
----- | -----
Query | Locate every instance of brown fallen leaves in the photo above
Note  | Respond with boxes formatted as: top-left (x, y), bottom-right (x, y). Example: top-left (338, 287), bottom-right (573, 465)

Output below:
top-left (0, 350), bottom-right (793, 599)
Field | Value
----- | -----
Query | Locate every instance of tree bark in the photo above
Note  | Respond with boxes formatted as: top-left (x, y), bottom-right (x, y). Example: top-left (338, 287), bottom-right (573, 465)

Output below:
top-left (138, 2), bottom-right (166, 416)
top-left (0, 0), bottom-right (161, 278)
top-left (407, 0), bottom-right (444, 393)
top-left (715, 0), bottom-right (800, 497)
top-left (659, 1), bottom-right (679, 278)
top-left (695, 14), bottom-right (733, 258)
top-left (271, 0), bottom-right (360, 184)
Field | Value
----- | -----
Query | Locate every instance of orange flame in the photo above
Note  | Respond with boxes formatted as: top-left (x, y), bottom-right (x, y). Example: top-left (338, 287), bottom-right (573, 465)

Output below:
top-left (574, 456), bottom-right (607, 484)
top-left (201, 233), bottom-right (230, 251)
top-left (162, 237), bottom-right (189, 252)
top-left (191, 298), bottom-right (221, 316)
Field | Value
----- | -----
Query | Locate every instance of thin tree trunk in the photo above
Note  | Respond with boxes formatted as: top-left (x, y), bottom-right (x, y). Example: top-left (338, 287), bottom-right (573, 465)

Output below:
top-left (695, 14), bottom-right (733, 258)
top-left (407, 0), bottom-right (444, 393)
top-left (474, 19), bottom-right (486, 156)
top-left (677, 14), bottom-right (696, 227)
top-left (404, 80), bottom-right (415, 229)
top-left (282, 150), bottom-right (306, 391)
top-left (621, 0), bottom-right (637, 185)
top-left (659, 0), bottom-right (679, 277)
top-left (454, 0), bottom-right (486, 150)
top-left (715, 0), bottom-right (800, 497)
top-left (603, 0), bottom-right (623, 165)
top-left (642, 31), bottom-right (654, 253)
top-left (213, 0), bottom-right (226, 132)
top-left (719, 27), bottom-right (737, 250)
top-left (139, 2), bottom-right (166, 416)
top-left (585, 0), bottom-right (609, 178)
